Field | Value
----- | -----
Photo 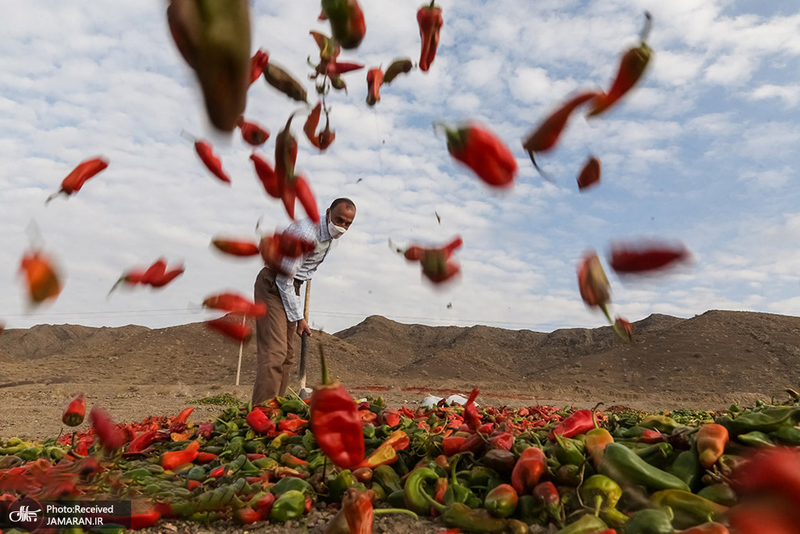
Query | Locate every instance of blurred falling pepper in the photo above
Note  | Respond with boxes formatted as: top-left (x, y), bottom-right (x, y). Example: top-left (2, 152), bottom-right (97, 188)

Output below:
top-left (263, 62), bottom-right (309, 103)
top-left (577, 250), bottom-right (611, 313)
top-left (577, 156), bottom-right (601, 191)
top-left (205, 315), bottom-right (251, 342)
top-left (608, 240), bottom-right (690, 274)
top-left (310, 343), bottom-right (365, 469)
top-left (366, 68), bottom-right (383, 106)
top-left (588, 12), bottom-right (653, 117)
top-left (276, 113), bottom-right (299, 185)
top-left (295, 175), bottom-right (321, 224)
top-left (19, 248), bottom-right (62, 305)
top-left (167, 0), bottom-right (251, 131)
top-left (417, 1), bottom-right (443, 72)
top-left (203, 292), bottom-right (266, 317)
top-left (440, 121), bottom-right (517, 188)
top-left (211, 237), bottom-right (260, 257)
top-left (321, 0), bottom-right (366, 50)
top-left (383, 58), bottom-right (414, 84)
top-left (249, 48), bottom-right (269, 85)
top-left (45, 157), bottom-right (109, 204)
top-left (89, 406), bottom-right (126, 452)
top-left (62, 393), bottom-right (86, 427)
top-left (343, 487), bottom-right (375, 534)
top-left (194, 140), bottom-right (230, 184)
top-left (522, 92), bottom-right (599, 176)
top-left (237, 118), bottom-right (270, 146)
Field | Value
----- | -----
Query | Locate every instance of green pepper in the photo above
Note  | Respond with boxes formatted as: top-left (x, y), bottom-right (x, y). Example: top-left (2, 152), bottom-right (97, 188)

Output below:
top-left (280, 399), bottom-right (308, 415)
top-left (328, 469), bottom-right (357, 502)
top-left (650, 489), bottom-right (727, 529)
top-left (387, 489), bottom-right (406, 508)
top-left (271, 476), bottom-right (315, 497)
top-left (186, 466), bottom-right (207, 482)
top-left (738, 430), bottom-right (774, 447)
top-left (514, 495), bottom-right (545, 526)
top-left (613, 426), bottom-right (649, 439)
top-left (363, 423), bottom-right (376, 439)
top-left (468, 466), bottom-right (501, 490)
top-left (635, 442), bottom-right (674, 468)
top-left (301, 430), bottom-right (317, 451)
top-left (599, 443), bottom-right (689, 492)
top-left (202, 445), bottom-right (224, 455)
top-left (717, 454), bottom-right (744, 477)
top-left (226, 436), bottom-right (245, 457)
top-left (696, 483), bottom-right (737, 507)
top-left (668, 449), bottom-right (702, 492)
top-left (442, 502), bottom-right (509, 533)
top-left (555, 464), bottom-right (583, 487)
top-left (321, 0), bottom-right (365, 50)
top-left (555, 513), bottom-right (607, 533)
top-left (404, 467), bottom-right (439, 515)
top-left (554, 435), bottom-right (585, 466)
top-left (639, 415), bottom-right (682, 433)
top-left (717, 406), bottom-right (800, 435)
top-left (371, 483), bottom-right (386, 501)
top-left (624, 508), bottom-right (674, 534)
top-left (16, 446), bottom-right (43, 461)
top-left (373, 465), bottom-right (403, 494)
top-left (252, 456), bottom-right (278, 470)
top-left (580, 474), bottom-right (621, 510)
top-left (270, 489), bottom-right (305, 522)
top-left (772, 424), bottom-right (800, 445)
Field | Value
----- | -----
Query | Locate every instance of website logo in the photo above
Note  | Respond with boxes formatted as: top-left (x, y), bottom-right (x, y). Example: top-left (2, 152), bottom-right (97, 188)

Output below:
top-left (6, 497), bottom-right (45, 532)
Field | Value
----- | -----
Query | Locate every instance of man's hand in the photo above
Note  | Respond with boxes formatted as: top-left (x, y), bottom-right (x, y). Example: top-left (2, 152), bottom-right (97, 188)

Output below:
top-left (296, 318), bottom-right (312, 337)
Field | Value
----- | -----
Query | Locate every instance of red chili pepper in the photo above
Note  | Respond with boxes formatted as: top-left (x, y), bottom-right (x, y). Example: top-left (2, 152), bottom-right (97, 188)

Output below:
top-left (522, 91), bottom-right (599, 176)
top-left (511, 447), bottom-right (546, 495)
top-left (246, 408), bottom-right (276, 434)
top-left (442, 121), bottom-right (518, 188)
top-left (638, 429), bottom-right (664, 444)
top-left (19, 249), bottom-right (62, 305)
top-left (249, 48), bottom-right (269, 85)
top-left (279, 418), bottom-right (308, 433)
top-left (236, 117), bottom-right (270, 146)
top-left (141, 259), bottom-right (167, 286)
top-left (62, 393), bottom-right (86, 427)
top-left (343, 487), bottom-right (374, 533)
top-left (532, 481), bottom-right (561, 521)
top-left (382, 410), bottom-right (401, 427)
top-left (89, 406), bottom-right (127, 452)
top-left (148, 265), bottom-right (185, 288)
top-left (318, 109), bottom-right (336, 150)
top-left (295, 175), bottom-right (320, 224)
top-left (322, 0), bottom-right (366, 50)
top-left (577, 156), bottom-right (601, 191)
top-left (195, 452), bottom-right (217, 464)
top-left (126, 430), bottom-right (158, 454)
top-left (678, 524), bottom-right (728, 534)
top-left (420, 249), bottom-right (461, 284)
top-left (608, 240), bottom-right (690, 273)
top-left (549, 405), bottom-right (601, 440)
top-left (256, 493), bottom-right (275, 517)
top-left (205, 316), bottom-right (252, 343)
top-left (489, 432), bottom-right (514, 451)
top-left (310, 344), bottom-right (365, 469)
top-left (459, 433), bottom-right (485, 455)
top-left (130, 506), bottom-right (161, 529)
top-left (417, 1), bottom-right (443, 72)
top-left (577, 250), bottom-right (612, 317)
top-left (614, 316), bottom-right (633, 342)
top-left (250, 151), bottom-right (281, 198)
top-left (304, 103), bottom-right (323, 149)
top-left (211, 237), bottom-right (260, 257)
top-left (258, 234), bottom-right (289, 275)
top-left (277, 232), bottom-right (316, 258)
top-left (186, 479), bottom-right (202, 491)
top-left (366, 67), bottom-right (383, 106)
top-left (195, 140), bottom-right (231, 184)
top-left (234, 507), bottom-right (262, 525)
top-left (203, 292), bottom-right (266, 317)
top-left (161, 441), bottom-right (200, 471)
top-left (282, 179), bottom-right (297, 220)
top-left (209, 466), bottom-right (226, 478)
top-left (46, 156), bottom-right (109, 204)
top-left (463, 388), bottom-right (480, 431)
top-left (588, 12), bottom-right (653, 117)
top-left (173, 407), bottom-right (194, 425)
top-left (326, 60), bottom-right (364, 77)
top-left (275, 113), bottom-right (299, 185)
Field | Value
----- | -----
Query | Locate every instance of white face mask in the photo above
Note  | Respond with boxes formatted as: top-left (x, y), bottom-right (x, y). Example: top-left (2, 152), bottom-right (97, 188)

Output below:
top-left (328, 219), bottom-right (347, 239)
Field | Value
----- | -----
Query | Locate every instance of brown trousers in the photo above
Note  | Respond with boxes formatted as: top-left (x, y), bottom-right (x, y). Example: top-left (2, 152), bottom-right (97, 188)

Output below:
top-left (252, 267), bottom-right (298, 406)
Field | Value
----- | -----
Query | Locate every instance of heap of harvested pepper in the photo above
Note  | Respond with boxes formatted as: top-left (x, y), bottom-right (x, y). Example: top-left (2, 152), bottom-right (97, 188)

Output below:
top-left (5, 391), bottom-right (800, 533)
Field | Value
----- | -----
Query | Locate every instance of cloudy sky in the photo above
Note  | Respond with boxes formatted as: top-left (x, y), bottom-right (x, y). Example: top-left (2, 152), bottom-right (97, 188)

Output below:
top-left (1, 0), bottom-right (800, 335)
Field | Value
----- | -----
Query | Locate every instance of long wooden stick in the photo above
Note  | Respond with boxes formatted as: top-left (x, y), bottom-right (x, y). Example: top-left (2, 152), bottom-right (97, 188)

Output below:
top-left (298, 281), bottom-right (312, 389)
top-left (235, 315), bottom-right (246, 386)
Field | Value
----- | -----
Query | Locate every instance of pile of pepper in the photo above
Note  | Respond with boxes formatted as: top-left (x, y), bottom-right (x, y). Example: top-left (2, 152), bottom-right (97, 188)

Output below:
top-left (4, 394), bottom-right (800, 533)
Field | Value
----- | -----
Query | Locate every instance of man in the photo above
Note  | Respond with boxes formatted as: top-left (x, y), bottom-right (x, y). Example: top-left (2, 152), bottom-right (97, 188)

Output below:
top-left (252, 198), bottom-right (356, 406)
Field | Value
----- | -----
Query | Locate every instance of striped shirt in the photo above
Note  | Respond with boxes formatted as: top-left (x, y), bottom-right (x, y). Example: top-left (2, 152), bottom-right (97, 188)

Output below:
top-left (275, 218), bottom-right (332, 322)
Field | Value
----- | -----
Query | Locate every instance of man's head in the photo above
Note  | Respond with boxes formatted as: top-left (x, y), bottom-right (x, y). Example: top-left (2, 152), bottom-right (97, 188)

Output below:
top-left (326, 198), bottom-right (356, 239)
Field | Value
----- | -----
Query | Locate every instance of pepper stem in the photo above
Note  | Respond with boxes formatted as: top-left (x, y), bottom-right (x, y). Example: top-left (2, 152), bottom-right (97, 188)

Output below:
top-left (418, 485), bottom-right (446, 512)
top-left (319, 341), bottom-right (330, 385)
top-left (591, 402), bottom-right (604, 429)
top-left (373, 509), bottom-right (419, 519)
top-left (639, 11), bottom-right (653, 42)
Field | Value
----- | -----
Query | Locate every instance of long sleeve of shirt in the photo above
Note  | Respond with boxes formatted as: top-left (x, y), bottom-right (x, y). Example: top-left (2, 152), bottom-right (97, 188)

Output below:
top-left (274, 218), bottom-right (332, 322)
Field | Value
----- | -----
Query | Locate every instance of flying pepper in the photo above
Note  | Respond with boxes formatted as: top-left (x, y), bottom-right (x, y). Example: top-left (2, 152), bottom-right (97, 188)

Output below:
top-left (608, 240), bottom-right (690, 274)
top-left (321, 0), bottom-right (366, 50)
top-left (577, 156), bottom-right (601, 191)
top-left (249, 48), bottom-right (269, 85)
top-left (366, 67), bottom-right (383, 106)
top-left (211, 237), bottom-right (260, 257)
top-left (263, 62), bottom-right (308, 103)
top-left (417, 1), bottom-right (443, 72)
top-left (236, 117), bottom-right (270, 146)
top-left (45, 156), bottom-right (109, 204)
top-left (89, 406), bottom-right (126, 452)
top-left (587, 12), bottom-right (653, 117)
top-left (167, 0), bottom-right (251, 131)
top-left (383, 58), bottom-right (414, 84)
top-left (203, 292), bottom-right (266, 317)
top-left (19, 248), bottom-right (62, 305)
top-left (62, 394), bottom-right (86, 427)
top-left (205, 316), bottom-right (252, 343)
top-left (440, 121), bottom-right (518, 188)
top-left (310, 343), bottom-right (365, 470)
top-left (194, 140), bottom-right (231, 184)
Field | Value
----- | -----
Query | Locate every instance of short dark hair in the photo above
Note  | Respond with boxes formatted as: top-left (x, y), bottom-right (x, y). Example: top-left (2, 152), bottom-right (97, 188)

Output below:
top-left (330, 198), bottom-right (356, 212)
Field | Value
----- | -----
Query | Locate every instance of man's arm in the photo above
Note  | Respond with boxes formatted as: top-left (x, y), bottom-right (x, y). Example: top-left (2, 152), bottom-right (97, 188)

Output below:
top-left (274, 220), bottom-right (316, 323)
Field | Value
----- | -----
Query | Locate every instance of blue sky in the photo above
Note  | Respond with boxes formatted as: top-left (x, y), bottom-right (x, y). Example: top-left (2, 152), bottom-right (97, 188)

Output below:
top-left (1, 0), bottom-right (799, 335)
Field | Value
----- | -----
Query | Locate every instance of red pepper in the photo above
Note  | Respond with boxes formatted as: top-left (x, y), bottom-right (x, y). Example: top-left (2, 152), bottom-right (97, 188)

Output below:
top-left (728, 502), bottom-right (798, 534)
top-left (195, 140), bottom-right (231, 184)
top-left (588, 12), bottom-right (653, 117)
top-left (236, 117), bottom-right (270, 146)
top-left (148, 265), bottom-right (184, 288)
top-left (358, 442), bottom-right (398, 469)
top-left (304, 103), bottom-right (323, 149)
top-left (489, 432), bottom-right (514, 451)
top-left (420, 248), bottom-right (460, 284)
top-left (577, 250), bottom-right (612, 316)
top-left (234, 507), bottom-right (262, 525)
top-left (417, 1), bottom-right (443, 72)
top-left (209, 466), bottom-right (226, 478)
top-left (203, 292), bottom-right (266, 317)
top-left (382, 410), bottom-right (401, 427)
top-left (459, 433), bottom-right (485, 455)
top-left (129, 506), bottom-right (161, 530)
top-left (173, 407), bottom-right (194, 425)
top-left (277, 232), bottom-right (316, 257)
top-left (532, 481), bottom-right (561, 524)
top-left (256, 493), bottom-right (275, 517)
top-left (608, 240), bottom-right (690, 273)
top-left (549, 405), bottom-right (601, 440)
top-left (275, 113), bottom-right (299, 186)
top-left (577, 156), bottom-right (601, 191)
top-left (161, 441), bottom-right (200, 471)
top-left (443, 435), bottom-right (467, 456)
top-left (279, 418), bottom-right (308, 433)
top-left (295, 175), bottom-right (321, 224)
top-left (511, 447), bottom-right (546, 495)
top-left (205, 316), bottom-right (252, 343)
top-left (126, 430), bottom-right (158, 454)
top-left (46, 156), bottom-right (109, 204)
top-left (638, 429), bottom-right (664, 444)
top-left (696, 424), bottom-right (729, 469)
top-left (310, 344), bottom-right (365, 469)
top-left (62, 393), bottom-right (86, 427)
top-left (250, 151), bottom-right (281, 198)
top-left (366, 67), bottom-right (383, 106)
top-left (442, 121), bottom-right (517, 188)
top-left (19, 249), bottom-right (62, 305)
top-left (89, 406), bottom-right (127, 452)
top-left (186, 479), bottom-right (202, 491)
top-left (614, 316), bottom-right (633, 343)
top-left (522, 91), bottom-right (599, 176)
top-left (321, 0), bottom-right (366, 50)
top-left (679, 523), bottom-right (729, 534)
top-left (211, 237), bottom-right (260, 257)
top-left (247, 408), bottom-right (276, 434)
top-left (326, 60), bottom-right (364, 77)
top-left (318, 110), bottom-right (336, 150)
top-left (249, 48), bottom-right (269, 85)
top-left (141, 259), bottom-right (167, 285)
top-left (196, 452), bottom-right (217, 464)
